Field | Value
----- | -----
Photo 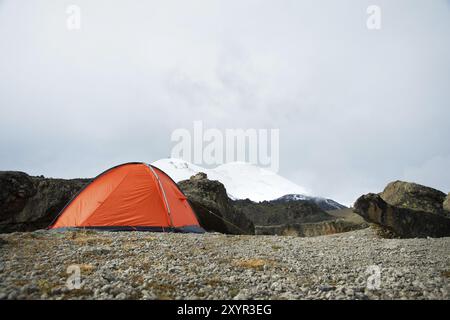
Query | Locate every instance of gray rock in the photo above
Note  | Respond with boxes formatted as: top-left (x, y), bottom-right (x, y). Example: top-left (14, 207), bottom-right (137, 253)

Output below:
top-left (178, 173), bottom-right (254, 234)
top-left (319, 285), bottom-right (335, 292)
top-left (0, 171), bottom-right (89, 233)
top-left (7, 290), bottom-right (18, 300)
top-left (380, 181), bottom-right (446, 215)
top-left (115, 293), bottom-right (127, 300)
top-left (444, 193), bottom-right (450, 212)
top-left (354, 193), bottom-right (450, 238)
top-left (233, 292), bottom-right (249, 300)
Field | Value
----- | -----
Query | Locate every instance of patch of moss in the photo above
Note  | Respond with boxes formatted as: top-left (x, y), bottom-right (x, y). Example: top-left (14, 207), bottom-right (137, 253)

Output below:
top-left (37, 279), bottom-right (53, 295)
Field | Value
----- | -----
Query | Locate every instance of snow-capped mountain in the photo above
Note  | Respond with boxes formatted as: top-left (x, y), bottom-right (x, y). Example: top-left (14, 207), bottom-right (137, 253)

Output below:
top-left (152, 158), bottom-right (346, 210)
top-left (152, 158), bottom-right (309, 202)
top-left (273, 194), bottom-right (347, 211)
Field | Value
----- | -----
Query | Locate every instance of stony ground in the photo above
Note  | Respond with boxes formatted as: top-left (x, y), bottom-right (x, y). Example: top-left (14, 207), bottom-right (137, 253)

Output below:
top-left (0, 227), bottom-right (449, 300)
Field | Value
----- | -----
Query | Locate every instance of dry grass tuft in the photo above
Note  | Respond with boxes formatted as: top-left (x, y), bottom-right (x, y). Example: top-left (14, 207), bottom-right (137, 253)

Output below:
top-left (145, 281), bottom-right (176, 299)
top-left (205, 277), bottom-right (224, 287)
top-left (37, 279), bottom-right (53, 295)
top-left (70, 234), bottom-right (113, 246)
top-left (79, 263), bottom-right (95, 275)
top-left (441, 270), bottom-right (450, 278)
top-left (232, 258), bottom-right (272, 271)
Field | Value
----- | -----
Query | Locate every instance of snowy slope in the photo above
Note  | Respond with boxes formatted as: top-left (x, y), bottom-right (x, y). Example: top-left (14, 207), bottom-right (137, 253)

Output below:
top-left (151, 158), bottom-right (207, 182)
top-left (213, 162), bottom-right (309, 201)
top-left (274, 194), bottom-right (347, 210)
top-left (151, 158), bottom-right (309, 202)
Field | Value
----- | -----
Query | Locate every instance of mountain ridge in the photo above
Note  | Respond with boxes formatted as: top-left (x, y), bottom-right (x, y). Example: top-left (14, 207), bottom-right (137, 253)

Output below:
top-left (274, 194), bottom-right (347, 211)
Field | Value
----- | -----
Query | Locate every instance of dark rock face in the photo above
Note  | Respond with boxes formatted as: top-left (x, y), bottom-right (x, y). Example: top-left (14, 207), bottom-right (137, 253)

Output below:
top-left (354, 193), bottom-right (450, 238)
top-left (177, 173), bottom-right (255, 235)
top-left (0, 171), bottom-right (89, 233)
top-left (233, 199), bottom-right (335, 226)
top-left (380, 181), bottom-right (447, 215)
top-left (0, 172), bottom-right (36, 221)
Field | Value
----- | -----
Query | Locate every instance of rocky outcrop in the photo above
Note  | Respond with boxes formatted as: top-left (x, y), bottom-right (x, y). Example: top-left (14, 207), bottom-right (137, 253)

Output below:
top-left (255, 219), bottom-right (364, 237)
top-left (0, 171), bottom-right (89, 233)
top-left (354, 193), bottom-right (450, 238)
top-left (177, 173), bottom-right (255, 235)
top-left (233, 199), bottom-right (335, 226)
top-left (380, 181), bottom-right (447, 215)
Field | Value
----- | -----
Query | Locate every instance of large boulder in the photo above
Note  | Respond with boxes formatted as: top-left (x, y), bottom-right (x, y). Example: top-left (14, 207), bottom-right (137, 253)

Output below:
top-left (380, 181), bottom-right (447, 215)
top-left (177, 173), bottom-right (255, 235)
top-left (444, 193), bottom-right (450, 212)
top-left (354, 193), bottom-right (450, 238)
top-left (0, 171), bottom-right (89, 233)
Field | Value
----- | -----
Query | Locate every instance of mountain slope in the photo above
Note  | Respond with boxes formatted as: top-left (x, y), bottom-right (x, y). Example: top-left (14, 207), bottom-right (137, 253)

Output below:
top-left (233, 198), bottom-right (334, 226)
top-left (274, 194), bottom-right (347, 211)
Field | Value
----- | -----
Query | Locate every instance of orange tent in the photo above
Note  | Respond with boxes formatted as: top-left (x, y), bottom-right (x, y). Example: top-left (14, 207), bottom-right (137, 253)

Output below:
top-left (50, 162), bottom-right (204, 233)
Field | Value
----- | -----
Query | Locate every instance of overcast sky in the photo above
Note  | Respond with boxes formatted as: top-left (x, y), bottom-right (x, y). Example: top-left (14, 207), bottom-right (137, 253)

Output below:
top-left (0, 0), bottom-right (449, 205)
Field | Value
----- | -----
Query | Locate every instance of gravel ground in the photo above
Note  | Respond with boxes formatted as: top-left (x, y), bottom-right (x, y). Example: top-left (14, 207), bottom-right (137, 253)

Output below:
top-left (0, 227), bottom-right (448, 300)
